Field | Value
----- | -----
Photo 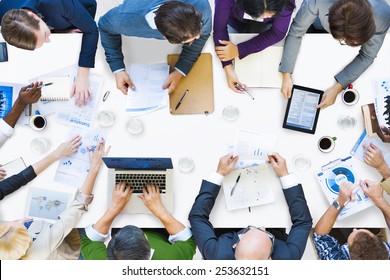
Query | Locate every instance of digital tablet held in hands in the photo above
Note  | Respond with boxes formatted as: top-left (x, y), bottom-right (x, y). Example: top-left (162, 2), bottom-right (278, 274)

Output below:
top-left (0, 42), bottom-right (8, 62)
top-left (283, 85), bottom-right (324, 134)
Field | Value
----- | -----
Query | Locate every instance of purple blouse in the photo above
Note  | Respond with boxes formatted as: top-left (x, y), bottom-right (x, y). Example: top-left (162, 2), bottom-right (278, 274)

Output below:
top-left (213, 0), bottom-right (295, 68)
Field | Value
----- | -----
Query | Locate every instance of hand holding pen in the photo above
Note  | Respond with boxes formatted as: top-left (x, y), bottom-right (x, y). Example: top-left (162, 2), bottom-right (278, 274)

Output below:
top-left (19, 82), bottom-right (42, 106)
top-left (234, 83), bottom-right (254, 100)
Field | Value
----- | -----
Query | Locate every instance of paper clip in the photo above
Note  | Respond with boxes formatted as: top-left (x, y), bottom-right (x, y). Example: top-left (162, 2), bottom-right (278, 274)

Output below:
top-left (103, 91), bottom-right (110, 102)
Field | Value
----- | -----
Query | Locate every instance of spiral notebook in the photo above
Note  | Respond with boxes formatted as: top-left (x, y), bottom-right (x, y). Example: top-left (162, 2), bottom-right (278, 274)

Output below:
top-left (38, 76), bottom-right (72, 101)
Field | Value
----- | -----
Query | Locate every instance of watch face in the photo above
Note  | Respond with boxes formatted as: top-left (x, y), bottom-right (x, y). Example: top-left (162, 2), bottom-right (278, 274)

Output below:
top-left (332, 200), bottom-right (340, 210)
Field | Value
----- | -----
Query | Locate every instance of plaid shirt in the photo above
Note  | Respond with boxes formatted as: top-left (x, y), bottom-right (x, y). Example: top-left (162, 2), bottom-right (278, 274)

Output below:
top-left (313, 233), bottom-right (390, 260)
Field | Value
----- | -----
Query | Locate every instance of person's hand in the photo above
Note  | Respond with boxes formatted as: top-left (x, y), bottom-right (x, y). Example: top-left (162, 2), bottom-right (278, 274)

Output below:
top-left (377, 126), bottom-right (390, 143)
top-left (110, 182), bottom-right (133, 214)
top-left (53, 135), bottom-right (82, 159)
top-left (281, 73), bottom-right (293, 99)
top-left (217, 154), bottom-right (239, 176)
top-left (268, 153), bottom-right (288, 177)
top-left (224, 65), bottom-right (246, 94)
top-left (115, 71), bottom-right (135, 95)
top-left (138, 184), bottom-right (165, 215)
top-left (71, 68), bottom-right (92, 107)
top-left (317, 83), bottom-right (343, 109)
top-left (360, 179), bottom-right (385, 206)
top-left (363, 142), bottom-right (385, 169)
top-left (18, 82), bottom-right (42, 106)
top-left (337, 181), bottom-right (356, 206)
top-left (0, 165), bottom-right (6, 179)
top-left (215, 40), bottom-right (239, 62)
top-left (162, 70), bottom-right (183, 94)
top-left (89, 138), bottom-right (111, 172)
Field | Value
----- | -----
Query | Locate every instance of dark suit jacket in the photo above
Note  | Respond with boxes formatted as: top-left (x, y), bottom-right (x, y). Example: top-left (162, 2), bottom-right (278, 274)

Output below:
top-left (0, 0), bottom-right (98, 68)
top-left (189, 179), bottom-right (312, 260)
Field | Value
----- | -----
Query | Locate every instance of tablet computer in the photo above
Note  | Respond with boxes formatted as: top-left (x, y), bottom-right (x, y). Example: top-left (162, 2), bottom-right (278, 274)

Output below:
top-left (283, 85), bottom-right (323, 134)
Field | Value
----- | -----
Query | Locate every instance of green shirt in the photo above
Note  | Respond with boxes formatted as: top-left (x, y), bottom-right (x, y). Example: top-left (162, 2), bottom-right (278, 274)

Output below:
top-left (81, 230), bottom-right (196, 260)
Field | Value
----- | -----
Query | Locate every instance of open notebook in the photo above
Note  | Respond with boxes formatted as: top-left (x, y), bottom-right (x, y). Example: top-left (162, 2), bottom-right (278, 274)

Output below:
top-left (38, 76), bottom-right (72, 101)
top-left (234, 45), bottom-right (283, 88)
top-left (222, 164), bottom-right (276, 210)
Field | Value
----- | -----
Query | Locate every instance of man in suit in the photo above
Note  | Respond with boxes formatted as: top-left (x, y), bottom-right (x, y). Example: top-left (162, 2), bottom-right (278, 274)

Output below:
top-left (0, 0), bottom-right (99, 106)
top-left (98, 0), bottom-right (211, 95)
top-left (189, 153), bottom-right (312, 260)
top-left (279, 0), bottom-right (390, 109)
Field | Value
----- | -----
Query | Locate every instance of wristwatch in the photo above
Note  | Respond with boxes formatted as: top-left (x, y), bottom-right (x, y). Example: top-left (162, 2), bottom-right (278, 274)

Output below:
top-left (332, 200), bottom-right (342, 211)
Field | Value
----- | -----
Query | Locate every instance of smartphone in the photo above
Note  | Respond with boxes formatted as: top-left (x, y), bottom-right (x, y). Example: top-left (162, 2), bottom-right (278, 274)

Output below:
top-left (0, 42), bottom-right (8, 62)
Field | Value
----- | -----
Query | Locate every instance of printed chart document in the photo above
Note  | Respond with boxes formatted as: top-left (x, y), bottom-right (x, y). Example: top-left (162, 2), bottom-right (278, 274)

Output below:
top-left (54, 127), bottom-right (108, 188)
top-left (125, 63), bottom-right (169, 115)
top-left (315, 156), bottom-right (374, 220)
top-left (351, 129), bottom-right (390, 166)
top-left (56, 75), bottom-right (103, 129)
top-left (222, 164), bottom-right (276, 210)
top-left (373, 78), bottom-right (390, 130)
top-left (228, 129), bottom-right (277, 169)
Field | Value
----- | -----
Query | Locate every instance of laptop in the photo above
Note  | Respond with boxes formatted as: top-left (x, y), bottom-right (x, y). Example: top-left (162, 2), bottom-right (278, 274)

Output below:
top-left (102, 157), bottom-right (174, 214)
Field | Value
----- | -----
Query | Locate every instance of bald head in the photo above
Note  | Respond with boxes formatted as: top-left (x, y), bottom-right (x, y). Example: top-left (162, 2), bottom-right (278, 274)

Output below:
top-left (234, 229), bottom-right (273, 260)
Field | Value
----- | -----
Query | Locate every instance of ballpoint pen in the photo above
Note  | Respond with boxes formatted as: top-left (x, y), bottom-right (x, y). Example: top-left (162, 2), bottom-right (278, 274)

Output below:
top-left (26, 82), bottom-right (54, 90)
top-left (230, 173), bottom-right (241, 196)
top-left (234, 83), bottom-right (254, 100)
top-left (175, 89), bottom-right (189, 110)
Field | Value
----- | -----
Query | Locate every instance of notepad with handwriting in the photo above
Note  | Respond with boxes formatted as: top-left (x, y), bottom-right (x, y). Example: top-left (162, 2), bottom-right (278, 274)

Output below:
top-left (38, 76), bottom-right (72, 101)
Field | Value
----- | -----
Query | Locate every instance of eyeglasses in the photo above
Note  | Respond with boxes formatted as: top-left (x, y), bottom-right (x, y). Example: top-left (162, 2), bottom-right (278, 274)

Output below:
top-left (237, 225), bottom-right (275, 259)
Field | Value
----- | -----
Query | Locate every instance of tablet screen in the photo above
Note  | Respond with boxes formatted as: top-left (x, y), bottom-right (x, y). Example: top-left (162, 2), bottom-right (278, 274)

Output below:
top-left (283, 85), bottom-right (323, 134)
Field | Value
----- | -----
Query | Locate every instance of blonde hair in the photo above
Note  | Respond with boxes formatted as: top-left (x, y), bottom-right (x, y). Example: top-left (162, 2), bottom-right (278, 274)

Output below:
top-left (0, 223), bottom-right (31, 260)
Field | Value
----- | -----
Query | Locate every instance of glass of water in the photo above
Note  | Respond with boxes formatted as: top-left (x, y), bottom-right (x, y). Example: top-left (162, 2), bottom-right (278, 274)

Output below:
top-left (337, 116), bottom-right (357, 130)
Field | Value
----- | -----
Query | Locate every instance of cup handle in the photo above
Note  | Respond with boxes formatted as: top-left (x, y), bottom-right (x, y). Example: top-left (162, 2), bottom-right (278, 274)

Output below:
top-left (332, 137), bottom-right (337, 141)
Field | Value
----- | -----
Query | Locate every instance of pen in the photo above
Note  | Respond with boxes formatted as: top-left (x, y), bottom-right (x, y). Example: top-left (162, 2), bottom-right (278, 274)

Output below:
top-left (26, 82), bottom-right (54, 90)
top-left (234, 83), bottom-right (254, 100)
top-left (103, 91), bottom-right (110, 102)
top-left (175, 89), bottom-right (189, 110)
top-left (230, 173), bottom-right (241, 196)
top-left (343, 186), bottom-right (361, 207)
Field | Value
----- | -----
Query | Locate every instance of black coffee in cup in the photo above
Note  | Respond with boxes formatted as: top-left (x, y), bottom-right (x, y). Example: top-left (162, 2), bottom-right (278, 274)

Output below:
top-left (319, 137), bottom-right (332, 150)
top-left (343, 90), bottom-right (356, 103)
top-left (33, 116), bottom-right (45, 128)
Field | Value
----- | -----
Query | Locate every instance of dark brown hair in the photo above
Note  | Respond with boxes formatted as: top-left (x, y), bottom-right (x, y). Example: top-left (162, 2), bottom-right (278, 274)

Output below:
top-left (349, 231), bottom-right (388, 260)
top-left (329, 0), bottom-right (375, 46)
top-left (1, 9), bottom-right (39, 50)
top-left (154, 1), bottom-right (202, 44)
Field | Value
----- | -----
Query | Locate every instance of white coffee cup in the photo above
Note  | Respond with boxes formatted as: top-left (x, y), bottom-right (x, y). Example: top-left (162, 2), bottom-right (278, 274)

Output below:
top-left (341, 88), bottom-right (359, 106)
top-left (29, 114), bottom-right (47, 131)
top-left (318, 136), bottom-right (337, 153)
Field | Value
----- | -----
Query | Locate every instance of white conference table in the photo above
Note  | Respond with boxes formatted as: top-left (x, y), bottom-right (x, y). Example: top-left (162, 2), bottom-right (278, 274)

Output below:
top-left (0, 33), bottom-right (389, 229)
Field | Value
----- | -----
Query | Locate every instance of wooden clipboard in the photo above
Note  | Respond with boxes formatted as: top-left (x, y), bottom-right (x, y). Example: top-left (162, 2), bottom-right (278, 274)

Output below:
top-left (168, 53), bottom-right (214, 115)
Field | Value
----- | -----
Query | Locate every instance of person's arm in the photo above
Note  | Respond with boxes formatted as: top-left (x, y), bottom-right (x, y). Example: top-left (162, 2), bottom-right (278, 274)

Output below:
top-left (363, 142), bottom-right (390, 179)
top-left (268, 153), bottom-right (312, 259)
top-left (362, 180), bottom-right (390, 229)
top-left (0, 135), bottom-right (82, 200)
top-left (92, 182), bottom-right (132, 236)
top-left (0, 83), bottom-right (42, 146)
top-left (314, 182), bottom-right (355, 235)
top-left (188, 154), bottom-right (238, 260)
top-left (139, 184), bottom-right (184, 235)
top-left (279, 0), bottom-right (318, 98)
top-left (62, 0), bottom-right (98, 106)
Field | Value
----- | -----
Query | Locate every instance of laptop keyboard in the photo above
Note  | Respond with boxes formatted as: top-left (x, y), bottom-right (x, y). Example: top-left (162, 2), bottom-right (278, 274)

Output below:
top-left (115, 173), bottom-right (166, 193)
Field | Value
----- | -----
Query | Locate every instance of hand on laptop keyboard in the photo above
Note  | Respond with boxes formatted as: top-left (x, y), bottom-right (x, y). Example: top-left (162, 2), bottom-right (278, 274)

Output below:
top-left (138, 184), bottom-right (165, 215)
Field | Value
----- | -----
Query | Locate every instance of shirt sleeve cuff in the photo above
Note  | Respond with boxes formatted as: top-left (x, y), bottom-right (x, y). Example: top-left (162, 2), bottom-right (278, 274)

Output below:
top-left (174, 67), bottom-right (186, 77)
top-left (113, 68), bottom-right (126, 74)
top-left (206, 171), bottom-right (224, 185)
top-left (85, 224), bottom-right (110, 242)
top-left (168, 227), bottom-right (193, 243)
top-left (0, 118), bottom-right (14, 137)
top-left (280, 174), bottom-right (299, 189)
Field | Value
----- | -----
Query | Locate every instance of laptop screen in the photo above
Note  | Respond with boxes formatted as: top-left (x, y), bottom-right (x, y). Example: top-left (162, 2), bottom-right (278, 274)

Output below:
top-left (102, 157), bottom-right (173, 170)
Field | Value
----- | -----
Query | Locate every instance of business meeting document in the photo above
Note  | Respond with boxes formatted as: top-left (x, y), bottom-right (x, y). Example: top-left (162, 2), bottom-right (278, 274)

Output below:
top-left (351, 129), bottom-right (390, 166)
top-left (373, 77), bottom-right (390, 130)
top-left (54, 127), bottom-right (108, 188)
top-left (0, 82), bottom-right (32, 125)
top-left (222, 164), bottom-right (276, 210)
top-left (125, 63), bottom-right (169, 115)
top-left (228, 129), bottom-right (277, 169)
top-left (56, 75), bottom-right (103, 129)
